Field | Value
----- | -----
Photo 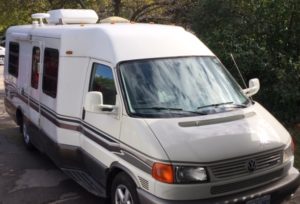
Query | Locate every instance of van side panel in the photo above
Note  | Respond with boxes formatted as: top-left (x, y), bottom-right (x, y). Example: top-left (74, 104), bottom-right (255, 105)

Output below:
top-left (25, 118), bottom-right (108, 197)
top-left (56, 57), bottom-right (89, 119)
top-left (18, 41), bottom-right (32, 97)
top-left (54, 57), bottom-right (90, 147)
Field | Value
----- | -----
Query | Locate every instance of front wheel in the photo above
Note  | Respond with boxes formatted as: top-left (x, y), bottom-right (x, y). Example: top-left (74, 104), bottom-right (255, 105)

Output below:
top-left (111, 172), bottom-right (140, 204)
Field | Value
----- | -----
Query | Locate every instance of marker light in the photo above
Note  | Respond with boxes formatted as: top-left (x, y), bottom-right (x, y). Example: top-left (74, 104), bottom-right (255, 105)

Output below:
top-left (283, 141), bottom-right (294, 163)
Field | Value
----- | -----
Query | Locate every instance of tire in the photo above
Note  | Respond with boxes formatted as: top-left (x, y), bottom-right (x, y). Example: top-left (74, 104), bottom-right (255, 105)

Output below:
top-left (21, 120), bottom-right (34, 150)
top-left (111, 172), bottom-right (140, 204)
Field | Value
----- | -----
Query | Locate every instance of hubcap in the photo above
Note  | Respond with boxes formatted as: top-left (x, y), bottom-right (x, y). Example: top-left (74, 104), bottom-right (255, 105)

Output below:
top-left (23, 123), bottom-right (30, 144)
top-left (115, 184), bottom-right (133, 204)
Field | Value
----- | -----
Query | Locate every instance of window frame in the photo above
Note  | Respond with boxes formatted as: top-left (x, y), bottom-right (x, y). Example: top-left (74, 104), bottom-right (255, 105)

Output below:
top-left (31, 46), bottom-right (40, 89)
top-left (8, 42), bottom-right (20, 77)
top-left (88, 63), bottom-right (117, 106)
top-left (42, 47), bottom-right (59, 98)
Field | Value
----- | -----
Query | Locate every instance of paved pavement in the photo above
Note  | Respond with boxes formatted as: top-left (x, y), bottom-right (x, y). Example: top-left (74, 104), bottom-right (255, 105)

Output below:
top-left (0, 65), bottom-right (300, 204)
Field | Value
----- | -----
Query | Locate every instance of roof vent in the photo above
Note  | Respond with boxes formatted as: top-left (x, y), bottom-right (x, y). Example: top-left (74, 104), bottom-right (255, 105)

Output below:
top-left (100, 16), bottom-right (130, 24)
top-left (46, 9), bottom-right (98, 25)
top-left (32, 13), bottom-right (50, 26)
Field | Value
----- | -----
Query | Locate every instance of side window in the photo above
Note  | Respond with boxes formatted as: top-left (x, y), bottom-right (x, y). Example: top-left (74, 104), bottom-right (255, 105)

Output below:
top-left (42, 48), bottom-right (59, 98)
top-left (8, 42), bottom-right (19, 77)
top-left (31, 47), bottom-right (40, 89)
top-left (89, 63), bottom-right (116, 105)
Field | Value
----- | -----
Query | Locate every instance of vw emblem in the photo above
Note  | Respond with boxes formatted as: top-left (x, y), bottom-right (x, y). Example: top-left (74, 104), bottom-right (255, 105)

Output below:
top-left (247, 159), bottom-right (257, 172)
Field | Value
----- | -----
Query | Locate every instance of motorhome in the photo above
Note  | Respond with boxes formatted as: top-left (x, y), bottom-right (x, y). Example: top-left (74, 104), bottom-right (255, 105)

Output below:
top-left (4, 9), bottom-right (300, 204)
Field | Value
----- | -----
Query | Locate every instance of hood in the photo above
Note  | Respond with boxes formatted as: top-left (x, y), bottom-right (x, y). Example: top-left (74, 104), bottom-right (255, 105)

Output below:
top-left (145, 102), bottom-right (291, 163)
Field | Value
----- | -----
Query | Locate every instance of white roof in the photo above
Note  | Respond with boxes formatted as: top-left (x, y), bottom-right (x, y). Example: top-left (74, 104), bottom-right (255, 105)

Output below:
top-left (6, 23), bottom-right (214, 64)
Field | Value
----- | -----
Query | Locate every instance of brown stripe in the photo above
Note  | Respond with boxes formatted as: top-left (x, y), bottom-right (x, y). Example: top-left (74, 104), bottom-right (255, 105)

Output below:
top-left (4, 83), bottom-right (160, 174)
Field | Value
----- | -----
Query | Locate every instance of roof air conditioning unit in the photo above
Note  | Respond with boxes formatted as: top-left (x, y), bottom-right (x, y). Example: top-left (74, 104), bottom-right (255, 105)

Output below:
top-left (46, 9), bottom-right (99, 25)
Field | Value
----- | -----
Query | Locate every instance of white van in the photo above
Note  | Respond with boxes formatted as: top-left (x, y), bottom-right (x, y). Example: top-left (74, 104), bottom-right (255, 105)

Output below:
top-left (4, 9), bottom-right (300, 204)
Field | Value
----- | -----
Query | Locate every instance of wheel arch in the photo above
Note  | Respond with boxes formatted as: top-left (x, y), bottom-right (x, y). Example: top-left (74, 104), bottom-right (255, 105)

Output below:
top-left (16, 106), bottom-right (23, 126)
top-left (106, 161), bottom-right (140, 198)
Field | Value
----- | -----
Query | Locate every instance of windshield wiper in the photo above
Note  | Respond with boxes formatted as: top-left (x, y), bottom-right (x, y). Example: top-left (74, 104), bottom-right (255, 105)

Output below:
top-left (135, 107), bottom-right (182, 111)
top-left (197, 102), bottom-right (247, 110)
top-left (135, 107), bottom-right (207, 115)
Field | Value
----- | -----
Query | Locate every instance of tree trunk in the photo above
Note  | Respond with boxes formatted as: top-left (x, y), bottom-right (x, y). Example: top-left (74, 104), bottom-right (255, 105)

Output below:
top-left (113, 0), bottom-right (121, 16)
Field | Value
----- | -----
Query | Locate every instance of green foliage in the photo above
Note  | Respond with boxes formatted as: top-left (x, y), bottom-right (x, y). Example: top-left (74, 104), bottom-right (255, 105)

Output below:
top-left (0, 0), bottom-right (49, 32)
top-left (94, 76), bottom-right (115, 90)
top-left (191, 0), bottom-right (300, 124)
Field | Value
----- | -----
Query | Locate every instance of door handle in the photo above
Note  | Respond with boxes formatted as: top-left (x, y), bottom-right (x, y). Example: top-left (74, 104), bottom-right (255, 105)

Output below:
top-left (82, 108), bottom-right (86, 120)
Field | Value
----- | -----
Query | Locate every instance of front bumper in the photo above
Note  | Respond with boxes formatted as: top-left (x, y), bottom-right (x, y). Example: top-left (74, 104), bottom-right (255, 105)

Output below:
top-left (138, 167), bottom-right (300, 204)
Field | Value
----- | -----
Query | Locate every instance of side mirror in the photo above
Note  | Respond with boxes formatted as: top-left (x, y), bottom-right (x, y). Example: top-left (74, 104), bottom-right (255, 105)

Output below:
top-left (84, 91), bottom-right (115, 112)
top-left (243, 78), bottom-right (260, 97)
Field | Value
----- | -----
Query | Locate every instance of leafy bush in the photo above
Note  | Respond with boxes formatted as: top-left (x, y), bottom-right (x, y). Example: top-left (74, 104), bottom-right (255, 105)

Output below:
top-left (191, 0), bottom-right (300, 124)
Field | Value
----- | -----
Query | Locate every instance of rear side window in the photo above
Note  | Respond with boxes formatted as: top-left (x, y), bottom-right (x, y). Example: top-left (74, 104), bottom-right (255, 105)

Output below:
top-left (89, 63), bottom-right (116, 105)
top-left (42, 48), bottom-right (59, 98)
top-left (31, 47), bottom-right (40, 89)
top-left (8, 42), bottom-right (19, 77)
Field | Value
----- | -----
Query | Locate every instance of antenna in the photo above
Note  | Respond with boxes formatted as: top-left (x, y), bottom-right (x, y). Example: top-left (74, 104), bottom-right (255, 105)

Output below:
top-left (230, 53), bottom-right (247, 89)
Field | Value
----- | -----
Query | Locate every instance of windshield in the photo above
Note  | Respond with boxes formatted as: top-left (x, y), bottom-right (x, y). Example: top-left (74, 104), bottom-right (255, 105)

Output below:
top-left (119, 56), bottom-right (249, 118)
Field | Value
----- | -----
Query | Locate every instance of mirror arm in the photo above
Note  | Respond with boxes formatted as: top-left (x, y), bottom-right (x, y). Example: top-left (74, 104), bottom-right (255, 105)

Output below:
top-left (98, 104), bottom-right (115, 110)
top-left (243, 87), bottom-right (254, 95)
top-left (243, 87), bottom-right (259, 97)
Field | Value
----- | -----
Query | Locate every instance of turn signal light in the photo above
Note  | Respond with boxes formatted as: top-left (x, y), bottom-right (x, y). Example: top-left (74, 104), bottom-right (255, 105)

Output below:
top-left (152, 163), bottom-right (174, 184)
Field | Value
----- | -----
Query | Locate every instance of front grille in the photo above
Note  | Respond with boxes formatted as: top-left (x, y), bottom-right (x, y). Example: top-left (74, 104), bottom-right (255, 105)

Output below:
top-left (210, 150), bottom-right (282, 180)
top-left (211, 168), bottom-right (284, 194)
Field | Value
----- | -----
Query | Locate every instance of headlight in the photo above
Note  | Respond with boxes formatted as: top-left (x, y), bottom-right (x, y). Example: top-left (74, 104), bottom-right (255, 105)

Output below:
top-left (152, 163), bottom-right (208, 184)
top-left (283, 141), bottom-right (294, 163)
top-left (175, 166), bottom-right (208, 184)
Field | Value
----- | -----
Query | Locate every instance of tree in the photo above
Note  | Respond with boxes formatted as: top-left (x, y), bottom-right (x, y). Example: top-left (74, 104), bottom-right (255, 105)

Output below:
top-left (191, 0), bottom-right (300, 123)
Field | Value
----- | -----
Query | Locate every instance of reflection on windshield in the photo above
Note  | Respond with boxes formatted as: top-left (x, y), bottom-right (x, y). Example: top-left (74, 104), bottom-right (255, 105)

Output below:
top-left (120, 56), bottom-right (249, 118)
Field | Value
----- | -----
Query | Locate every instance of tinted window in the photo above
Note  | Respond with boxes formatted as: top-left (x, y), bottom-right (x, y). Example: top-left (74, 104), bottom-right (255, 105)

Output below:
top-left (42, 48), bottom-right (59, 98)
top-left (89, 63), bottom-right (116, 105)
top-left (31, 47), bottom-right (40, 89)
top-left (8, 42), bottom-right (19, 77)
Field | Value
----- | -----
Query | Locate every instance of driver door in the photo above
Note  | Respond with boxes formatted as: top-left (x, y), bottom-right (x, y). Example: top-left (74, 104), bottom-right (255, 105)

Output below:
top-left (82, 59), bottom-right (121, 148)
